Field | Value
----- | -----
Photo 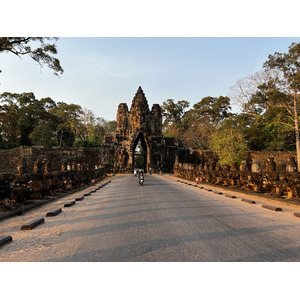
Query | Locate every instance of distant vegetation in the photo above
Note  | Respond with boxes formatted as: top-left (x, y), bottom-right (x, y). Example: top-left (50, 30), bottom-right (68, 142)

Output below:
top-left (0, 92), bottom-right (116, 149)
top-left (161, 42), bottom-right (300, 166)
top-left (0, 37), bottom-right (116, 149)
top-left (1, 38), bottom-right (300, 166)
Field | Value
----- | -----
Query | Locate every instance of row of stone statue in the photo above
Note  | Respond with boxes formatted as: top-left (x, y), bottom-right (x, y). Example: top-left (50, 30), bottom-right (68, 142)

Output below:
top-left (17, 159), bottom-right (104, 175)
top-left (176, 157), bottom-right (297, 173)
top-left (0, 159), bottom-right (106, 211)
top-left (174, 157), bottom-right (300, 199)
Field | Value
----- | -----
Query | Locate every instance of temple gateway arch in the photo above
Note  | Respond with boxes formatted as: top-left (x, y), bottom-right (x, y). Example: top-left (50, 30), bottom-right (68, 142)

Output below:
top-left (104, 86), bottom-right (188, 173)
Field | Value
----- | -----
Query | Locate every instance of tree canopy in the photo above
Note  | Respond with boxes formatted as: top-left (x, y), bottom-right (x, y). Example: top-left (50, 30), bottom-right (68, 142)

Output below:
top-left (1, 39), bottom-right (300, 167)
top-left (0, 37), bottom-right (63, 76)
top-left (0, 92), bottom-right (116, 149)
top-left (159, 42), bottom-right (300, 166)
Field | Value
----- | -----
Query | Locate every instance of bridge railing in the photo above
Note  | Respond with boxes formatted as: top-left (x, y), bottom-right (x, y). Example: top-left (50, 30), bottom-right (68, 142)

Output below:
top-left (0, 162), bottom-right (106, 211)
top-left (173, 157), bottom-right (300, 199)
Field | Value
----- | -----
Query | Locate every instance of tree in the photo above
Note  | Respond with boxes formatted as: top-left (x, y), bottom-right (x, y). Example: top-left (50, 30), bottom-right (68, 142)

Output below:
top-left (182, 116), bottom-right (214, 149)
top-left (248, 82), bottom-right (295, 151)
top-left (209, 127), bottom-right (248, 166)
top-left (181, 96), bottom-right (231, 150)
top-left (0, 37), bottom-right (63, 76)
top-left (229, 69), bottom-right (283, 117)
top-left (0, 92), bottom-right (61, 148)
top-left (161, 99), bottom-right (190, 136)
top-left (263, 42), bottom-right (300, 170)
top-left (184, 96), bottom-right (231, 126)
top-left (29, 124), bottom-right (58, 147)
top-left (0, 93), bottom-right (20, 148)
top-left (49, 102), bottom-right (82, 147)
top-left (0, 92), bottom-right (117, 149)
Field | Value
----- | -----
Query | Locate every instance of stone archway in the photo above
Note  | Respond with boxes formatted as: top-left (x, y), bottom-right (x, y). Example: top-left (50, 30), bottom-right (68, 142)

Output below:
top-left (109, 86), bottom-right (189, 173)
top-left (132, 132), bottom-right (148, 171)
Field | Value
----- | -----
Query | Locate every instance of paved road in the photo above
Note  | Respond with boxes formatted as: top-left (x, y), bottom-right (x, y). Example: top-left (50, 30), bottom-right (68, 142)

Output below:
top-left (1, 174), bottom-right (300, 261)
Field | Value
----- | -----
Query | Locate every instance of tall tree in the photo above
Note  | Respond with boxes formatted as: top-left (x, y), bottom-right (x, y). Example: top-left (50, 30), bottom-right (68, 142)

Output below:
top-left (0, 92), bottom-right (60, 148)
top-left (229, 69), bottom-right (283, 117)
top-left (182, 96), bottom-right (231, 149)
top-left (184, 96), bottom-right (231, 126)
top-left (249, 82), bottom-right (295, 151)
top-left (209, 127), bottom-right (248, 166)
top-left (263, 42), bottom-right (300, 170)
top-left (49, 102), bottom-right (82, 147)
top-left (0, 37), bottom-right (63, 76)
top-left (161, 99), bottom-right (190, 136)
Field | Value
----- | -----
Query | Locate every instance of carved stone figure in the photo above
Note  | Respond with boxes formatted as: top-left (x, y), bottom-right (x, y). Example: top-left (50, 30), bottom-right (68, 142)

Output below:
top-left (265, 157), bottom-right (276, 172)
top-left (251, 158), bottom-right (262, 173)
top-left (17, 159), bottom-right (27, 175)
top-left (286, 157), bottom-right (297, 172)
top-left (240, 160), bottom-right (248, 172)
top-left (44, 161), bottom-right (50, 174)
top-left (33, 159), bottom-right (42, 174)
top-left (61, 161), bottom-right (67, 172)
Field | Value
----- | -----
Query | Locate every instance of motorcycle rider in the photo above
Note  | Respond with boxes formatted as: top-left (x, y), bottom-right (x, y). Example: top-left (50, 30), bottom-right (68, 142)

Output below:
top-left (138, 170), bottom-right (144, 185)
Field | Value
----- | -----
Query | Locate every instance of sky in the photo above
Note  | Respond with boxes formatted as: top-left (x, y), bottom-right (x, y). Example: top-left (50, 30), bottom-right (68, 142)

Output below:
top-left (2, 37), bottom-right (300, 121)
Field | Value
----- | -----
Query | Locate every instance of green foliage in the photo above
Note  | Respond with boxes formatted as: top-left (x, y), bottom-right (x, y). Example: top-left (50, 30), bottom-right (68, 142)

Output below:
top-left (0, 37), bottom-right (63, 76)
top-left (0, 92), bottom-right (116, 149)
top-left (264, 42), bottom-right (300, 92)
top-left (185, 96), bottom-right (231, 127)
top-left (209, 128), bottom-right (248, 166)
top-left (29, 124), bottom-right (58, 147)
top-left (161, 99), bottom-right (190, 131)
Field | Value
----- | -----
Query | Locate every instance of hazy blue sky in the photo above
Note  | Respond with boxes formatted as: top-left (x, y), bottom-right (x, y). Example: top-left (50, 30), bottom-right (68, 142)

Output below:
top-left (1, 37), bottom-right (300, 121)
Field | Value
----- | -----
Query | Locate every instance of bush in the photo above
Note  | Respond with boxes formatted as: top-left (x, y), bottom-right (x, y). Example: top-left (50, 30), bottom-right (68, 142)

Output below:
top-left (209, 128), bottom-right (248, 166)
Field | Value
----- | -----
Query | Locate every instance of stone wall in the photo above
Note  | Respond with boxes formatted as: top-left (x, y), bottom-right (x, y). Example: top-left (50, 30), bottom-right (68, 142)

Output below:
top-left (0, 145), bottom-right (116, 210)
top-left (174, 150), bottom-right (300, 199)
top-left (0, 148), bottom-right (22, 174)
top-left (0, 145), bottom-right (115, 174)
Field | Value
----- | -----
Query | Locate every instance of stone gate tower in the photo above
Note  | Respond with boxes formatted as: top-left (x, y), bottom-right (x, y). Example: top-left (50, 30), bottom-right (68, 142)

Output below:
top-left (106, 86), bottom-right (187, 173)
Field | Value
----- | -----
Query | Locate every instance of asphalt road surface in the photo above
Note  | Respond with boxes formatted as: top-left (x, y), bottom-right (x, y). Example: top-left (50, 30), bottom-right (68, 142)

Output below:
top-left (1, 174), bottom-right (300, 262)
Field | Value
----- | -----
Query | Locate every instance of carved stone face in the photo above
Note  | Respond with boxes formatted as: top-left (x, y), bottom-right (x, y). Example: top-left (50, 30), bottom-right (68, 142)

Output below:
top-left (33, 160), bottom-right (41, 174)
top-left (44, 162), bottom-right (50, 173)
top-left (251, 158), bottom-right (261, 172)
top-left (266, 157), bottom-right (276, 172)
top-left (240, 160), bottom-right (248, 171)
top-left (61, 162), bottom-right (67, 171)
top-left (17, 163), bottom-right (24, 174)
top-left (72, 162), bottom-right (77, 171)
top-left (286, 157), bottom-right (297, 172)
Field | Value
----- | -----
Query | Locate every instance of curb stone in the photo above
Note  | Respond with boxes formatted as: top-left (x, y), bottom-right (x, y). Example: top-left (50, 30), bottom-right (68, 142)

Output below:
top-left (21, 218), bottom-right (45, 230)
top-left (241, 198), bottom-right (256, 204)
top-left (0, 236), bottom-right (12, 247)
top-left (64, 201), bottom-right (76, 207)
top-left (262, 204), bottom-right (282, 211)
top-left (46, 208), bottom-right (62, 217)
top-left (294, 212), bottom-right (300, 218)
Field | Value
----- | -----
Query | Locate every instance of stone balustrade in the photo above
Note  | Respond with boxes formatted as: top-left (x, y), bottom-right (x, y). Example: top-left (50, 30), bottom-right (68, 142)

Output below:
top-left (174, 156), bottom-right (300, 199)
top-left (0, 159), bottom-right (106, 211)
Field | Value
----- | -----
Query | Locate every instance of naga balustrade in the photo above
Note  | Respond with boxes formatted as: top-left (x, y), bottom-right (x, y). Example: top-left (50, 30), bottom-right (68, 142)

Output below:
top-left (0, 159), bottom-right (106, 211)
top-left (174, 157), bottom-right (300, 199)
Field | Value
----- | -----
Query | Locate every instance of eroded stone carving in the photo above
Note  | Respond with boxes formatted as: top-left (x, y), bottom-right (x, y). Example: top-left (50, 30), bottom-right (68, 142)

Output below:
top-left (110, 86), bottom-right (187, 173)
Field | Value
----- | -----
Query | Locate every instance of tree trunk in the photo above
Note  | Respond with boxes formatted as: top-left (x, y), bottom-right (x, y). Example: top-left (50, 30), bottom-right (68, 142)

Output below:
top-left (294, 90), bottom-right (300, 172)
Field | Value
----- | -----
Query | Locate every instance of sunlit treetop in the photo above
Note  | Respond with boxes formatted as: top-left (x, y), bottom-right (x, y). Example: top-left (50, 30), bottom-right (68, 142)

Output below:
top-left (0, 37), bottom-right (63, 76)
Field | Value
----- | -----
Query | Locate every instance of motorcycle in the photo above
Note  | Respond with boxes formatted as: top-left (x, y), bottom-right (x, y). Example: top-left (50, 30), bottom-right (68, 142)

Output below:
top-left (139, 176), bottom-right (144, 186)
